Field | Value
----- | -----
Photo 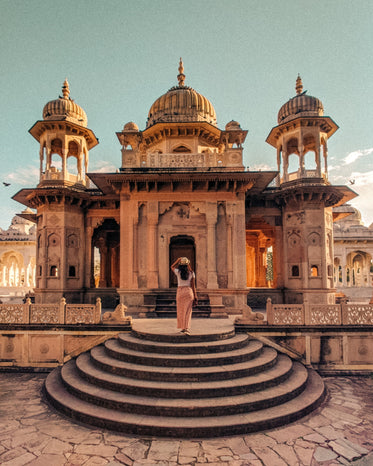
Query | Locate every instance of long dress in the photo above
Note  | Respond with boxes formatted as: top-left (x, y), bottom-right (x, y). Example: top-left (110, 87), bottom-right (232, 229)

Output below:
top-left (173, 269), bottom-right (194, 330)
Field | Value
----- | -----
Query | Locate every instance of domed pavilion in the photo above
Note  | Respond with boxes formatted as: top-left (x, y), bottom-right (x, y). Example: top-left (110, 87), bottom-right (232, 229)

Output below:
top-left (13, 63), bottom-right (355, 311)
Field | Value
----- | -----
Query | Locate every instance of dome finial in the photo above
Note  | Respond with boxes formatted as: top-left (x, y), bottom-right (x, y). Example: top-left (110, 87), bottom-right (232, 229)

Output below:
top-left (295, 74), bottom-right (303, 95)
top-left (177, 57), bottom-right (185, 87)
top-left (62, 78), bottom-right (70, 99)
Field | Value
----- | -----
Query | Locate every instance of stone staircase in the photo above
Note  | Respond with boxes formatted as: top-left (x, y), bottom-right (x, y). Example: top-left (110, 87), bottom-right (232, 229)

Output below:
top-left (44, 319), bottom-right (326, 438)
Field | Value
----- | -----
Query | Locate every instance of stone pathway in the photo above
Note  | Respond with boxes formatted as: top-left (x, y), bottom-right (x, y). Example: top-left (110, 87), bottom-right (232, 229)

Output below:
top-left (0, 373), bottom-right (372, 465)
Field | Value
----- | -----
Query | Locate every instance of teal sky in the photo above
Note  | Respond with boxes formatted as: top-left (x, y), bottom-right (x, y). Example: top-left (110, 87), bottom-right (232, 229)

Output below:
top-left (1, 0), bottom-right (373, 228)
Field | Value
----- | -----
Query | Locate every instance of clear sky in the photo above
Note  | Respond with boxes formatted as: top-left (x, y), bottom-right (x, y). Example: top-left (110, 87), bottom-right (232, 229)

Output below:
top-left (1, 0), bottom-right (373, 229)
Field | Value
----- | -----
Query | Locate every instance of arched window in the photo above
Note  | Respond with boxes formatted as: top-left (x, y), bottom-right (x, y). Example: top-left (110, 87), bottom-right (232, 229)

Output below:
top-left (50, 265), bottom-right (58, 277)
top-left (68, 266), bottom-right (76, 277)
top-left (291, 265), bottom-right (300, 277)
top-left (311, 265), bottom-right (318, 277)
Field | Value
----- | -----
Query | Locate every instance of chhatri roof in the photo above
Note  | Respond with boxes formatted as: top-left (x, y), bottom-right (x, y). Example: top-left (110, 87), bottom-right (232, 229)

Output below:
top-left (42, 79), bottom-right (88, 127)
top-left (277, 75), bottom-right (324, 124)
top-left (146, 59), bottom-right (217, 128)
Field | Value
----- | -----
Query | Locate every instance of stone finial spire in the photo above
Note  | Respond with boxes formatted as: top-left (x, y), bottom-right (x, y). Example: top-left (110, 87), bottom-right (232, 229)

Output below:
top-left (62, 79), bottom-right (70, 99)
top-left (295, 74), bottom-right (303, 95)
top-left (177, 58), bottom-right (185, 87)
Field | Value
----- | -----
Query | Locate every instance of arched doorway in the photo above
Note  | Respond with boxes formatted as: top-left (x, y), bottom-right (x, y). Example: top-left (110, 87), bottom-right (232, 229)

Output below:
top-left (92, 219), bottom-right (120, 288)
top-left (169, 235), bottom-right (195, 287)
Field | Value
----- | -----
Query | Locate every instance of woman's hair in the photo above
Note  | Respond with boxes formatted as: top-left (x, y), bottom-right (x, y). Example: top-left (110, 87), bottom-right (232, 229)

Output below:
top-left (178, 264), bottom-right (189, 281)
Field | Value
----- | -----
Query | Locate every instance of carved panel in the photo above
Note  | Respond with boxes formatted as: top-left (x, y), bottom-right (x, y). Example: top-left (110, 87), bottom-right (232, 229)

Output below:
top-left (0, 304), bottom-right (28, 324)
top-left (30, 304), bottom-right (61, 324)
top-left (271, 305), bottom-right (304, 325)
top-left (65, 305), bottom-right (99, 324)
top-left (310, 305), bottom-right (341, 325)
top-left (342, 304), bottom-right (373, 325)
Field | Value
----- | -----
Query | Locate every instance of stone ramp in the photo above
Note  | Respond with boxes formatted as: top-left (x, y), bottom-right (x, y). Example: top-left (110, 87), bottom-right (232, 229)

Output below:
top-left (44, 318), bottom-right (326, 438)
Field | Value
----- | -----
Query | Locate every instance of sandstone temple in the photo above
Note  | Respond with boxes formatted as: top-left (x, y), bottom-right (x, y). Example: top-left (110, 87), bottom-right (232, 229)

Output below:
top-left (13, 61), bottom-right (356, 314)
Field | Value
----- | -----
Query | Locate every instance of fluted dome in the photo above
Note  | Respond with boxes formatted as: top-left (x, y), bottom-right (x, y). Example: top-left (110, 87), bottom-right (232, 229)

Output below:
top-left (146, 59), bottom-right (217, 128)
top-left (43, 79), bottom-right (88, 127)
top-left (277, 75), bottom-right (324, 124)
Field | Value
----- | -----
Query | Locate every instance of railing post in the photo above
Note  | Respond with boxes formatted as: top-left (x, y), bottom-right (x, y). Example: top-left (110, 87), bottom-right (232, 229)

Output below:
top-left (60, 298), bottom-right (66, 324)
top-left (96, 297), bottom-right (102, 324)
top-left (25, 297), bottom-right (31, 324)
top-left (304, 298), bottom-right (310, 325)
top-left (266, 298), bottom-right (273, 325)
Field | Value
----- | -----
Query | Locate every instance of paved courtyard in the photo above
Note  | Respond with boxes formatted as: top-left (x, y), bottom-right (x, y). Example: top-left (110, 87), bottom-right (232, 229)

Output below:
top-left (0, 372), bottom-right (372, 465)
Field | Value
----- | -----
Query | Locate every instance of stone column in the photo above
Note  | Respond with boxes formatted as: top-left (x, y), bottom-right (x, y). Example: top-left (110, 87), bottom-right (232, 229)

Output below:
top-left (206, 203), bottom-right (218, 289)
top-left (283, 150), bottom-right (288, 182)
top-left (315, 139), bottom-right (321, 177)
top-left (226, 210), bottom-right (234, 287)
top-left (323, 140), bottom-right (328, 176)
top-left (232, 196), bottom-right (247, 288)
top-left (276, 147), bottom-right (281, 187)
top-left (299, 142), bottom-right (305, 177)
top-left (147, 202), bottom-right (159, 288)
top-left (62, 148), bottom-right (68, 179)
top-left (119, 193), bottom-right (138, 289)
top-left (39, 147), bottom-right (44, 180)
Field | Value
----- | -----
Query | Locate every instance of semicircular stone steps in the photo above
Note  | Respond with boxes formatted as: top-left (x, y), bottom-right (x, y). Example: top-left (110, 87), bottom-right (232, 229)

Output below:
top-left (45, 319), bottom-right (326, 438)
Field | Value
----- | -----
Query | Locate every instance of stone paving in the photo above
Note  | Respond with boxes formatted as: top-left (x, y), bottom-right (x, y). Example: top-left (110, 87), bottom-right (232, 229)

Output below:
top-left (0, 373), bottom-right (372, 465)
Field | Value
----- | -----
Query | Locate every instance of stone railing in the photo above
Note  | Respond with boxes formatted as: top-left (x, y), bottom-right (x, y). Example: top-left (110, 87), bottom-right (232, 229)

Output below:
top-left (0, 298), bottom-right (102, 325)
top-left (267, 299), bottom-right (373, 326)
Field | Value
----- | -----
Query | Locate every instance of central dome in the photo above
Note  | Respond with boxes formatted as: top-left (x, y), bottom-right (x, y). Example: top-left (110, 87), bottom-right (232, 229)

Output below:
top-left (146, 59), bottom-right (217, 128)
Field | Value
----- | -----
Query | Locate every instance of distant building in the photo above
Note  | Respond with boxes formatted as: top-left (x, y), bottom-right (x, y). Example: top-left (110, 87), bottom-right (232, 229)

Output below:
top-left (13, 63), bottom-right (356, 312)
top-left (0, 211), bottom-right (36, 300)
top-left (333, 205), bottom-right (373, 302)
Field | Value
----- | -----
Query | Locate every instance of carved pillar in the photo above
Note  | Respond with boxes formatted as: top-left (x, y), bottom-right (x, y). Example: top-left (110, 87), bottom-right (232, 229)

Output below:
top-left (299, 142), bottom-right (305, 177)
top-left (276, 147), bottom-right (281, 187)
top-left (283, 150), bottom-right (288, 182)
top-left (315, 139), bottom-right (321, 177)
top-left (147, 202), bottom-right (159, 288)
top-left (226, 211), bottom-right (234, 287)
top-left (120, 193), bottom-right (138, 289)
top-left (323, 140), bottom-right (328, 176)
top-left (232, 197), bottom-right (247, 288)
top-left (62, 148), bottom-right (68, 179)
top-left (39, 147), bottom-right (44, 180)
top-left (206, 203), bottom-right (218, 289)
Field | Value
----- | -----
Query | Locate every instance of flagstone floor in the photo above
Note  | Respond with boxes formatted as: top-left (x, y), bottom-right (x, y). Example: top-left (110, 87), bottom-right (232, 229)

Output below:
top-left (0, 372), bottom-right (372, 465)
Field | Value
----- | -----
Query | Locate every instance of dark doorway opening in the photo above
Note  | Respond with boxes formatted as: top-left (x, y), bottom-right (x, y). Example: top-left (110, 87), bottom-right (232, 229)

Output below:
top-left (169, 235), bottom-right (196, 287)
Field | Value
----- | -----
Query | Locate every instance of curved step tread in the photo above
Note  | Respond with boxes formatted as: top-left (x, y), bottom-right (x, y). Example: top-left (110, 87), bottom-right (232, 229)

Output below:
top-left (117, 332), bottom-right (250, 354)
top-left (45, 368), bottom-right (325, 438)
top-left (61, 359), bottom-right (308, 416)
top-left (90, 344), bottom-right (278, 381)
top-left (76, 352), bottom-right (293, 398)
top-left (131, 320), bottom-right (235, 343)
top-left (105, 338), bottom-right (263, 367)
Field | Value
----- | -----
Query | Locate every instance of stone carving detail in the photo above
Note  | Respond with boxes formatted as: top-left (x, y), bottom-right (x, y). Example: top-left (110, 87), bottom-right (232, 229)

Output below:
top-left (310, 305), bottom-right (341, 325)
top-left (65, 305), bottom-right (98, 324)
top-left (102, 304), bottom-right (131, 324)
top-left (272, 305), bottom-right (304, 325)
top-left (342, 304), bottom-right (373, 325)
top-left (308, 232), bottom-right (321, 246)
top-left (0, 304), bottom-right (27, 323)
top-left (30, 304), bottom-right (60, 324)
top-left (286, 211), bottom-right (305, 225)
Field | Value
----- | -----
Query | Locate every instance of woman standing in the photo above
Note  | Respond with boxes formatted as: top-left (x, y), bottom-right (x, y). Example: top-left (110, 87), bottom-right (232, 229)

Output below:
top-left (171, 257), bottom-right (197, 335)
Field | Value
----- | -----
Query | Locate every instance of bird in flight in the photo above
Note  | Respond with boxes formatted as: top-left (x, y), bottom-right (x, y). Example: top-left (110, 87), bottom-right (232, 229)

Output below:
top-left (2, 182), bottom-right (10, 187)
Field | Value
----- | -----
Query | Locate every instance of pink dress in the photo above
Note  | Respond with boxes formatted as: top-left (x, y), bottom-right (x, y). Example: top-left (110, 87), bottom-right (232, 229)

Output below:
top-left (173, 269), bottom-right (195, 330)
